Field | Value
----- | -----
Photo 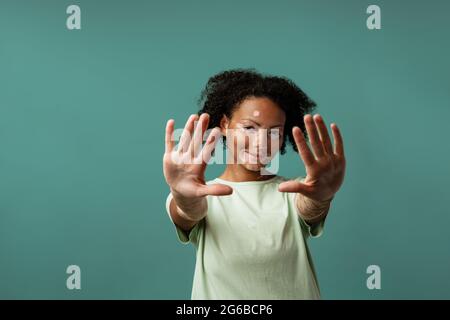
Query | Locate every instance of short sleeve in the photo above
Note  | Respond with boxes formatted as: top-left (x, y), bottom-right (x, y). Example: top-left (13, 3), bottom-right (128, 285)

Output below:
top-left (287, 176), bottom-right (326, 239)
top-left (297, 205), bottom-right (326, 238)
top-left (165, 193), bottom-right (203, 244)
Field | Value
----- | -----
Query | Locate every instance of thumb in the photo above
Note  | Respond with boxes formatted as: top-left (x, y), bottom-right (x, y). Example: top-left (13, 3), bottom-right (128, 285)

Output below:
top-left (278, 180), bottom-right (313, 197)
top-left (197, 183), bottom-right (233, 197)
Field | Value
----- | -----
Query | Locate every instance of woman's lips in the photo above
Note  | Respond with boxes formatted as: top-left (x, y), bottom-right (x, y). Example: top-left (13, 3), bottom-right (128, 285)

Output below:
top-left (241, 151), bottom-right (267, 164)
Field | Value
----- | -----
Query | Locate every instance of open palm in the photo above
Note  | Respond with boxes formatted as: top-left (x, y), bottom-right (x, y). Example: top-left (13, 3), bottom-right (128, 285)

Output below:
top-left (278, 114), bottom-right (346, 202)
top-left (163, 113), bottom-right (233, 198)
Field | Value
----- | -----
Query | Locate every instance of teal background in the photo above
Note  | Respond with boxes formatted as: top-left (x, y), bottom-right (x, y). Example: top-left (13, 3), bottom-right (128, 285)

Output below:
top-left (1, 0), bottom-right (449, 299)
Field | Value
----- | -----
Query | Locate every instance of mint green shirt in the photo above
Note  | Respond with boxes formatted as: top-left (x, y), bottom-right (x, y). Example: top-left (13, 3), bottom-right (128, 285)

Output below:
top-left (165, 175), bottom-right (325, 299)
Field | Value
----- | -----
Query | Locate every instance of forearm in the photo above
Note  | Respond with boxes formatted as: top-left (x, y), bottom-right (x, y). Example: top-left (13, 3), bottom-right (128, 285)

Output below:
top-left (169, 189), bottom-right (207, 231)
top-left (296, 193), bottom-right (333, 225)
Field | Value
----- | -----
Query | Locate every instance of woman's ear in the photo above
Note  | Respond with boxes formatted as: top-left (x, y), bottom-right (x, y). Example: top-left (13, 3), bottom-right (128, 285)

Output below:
top-left (219, 115), bottom-right (229, 136)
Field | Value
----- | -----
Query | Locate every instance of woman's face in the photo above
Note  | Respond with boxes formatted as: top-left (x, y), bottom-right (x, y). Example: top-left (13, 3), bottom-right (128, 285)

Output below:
top-left (220, 97), bottom-right (286, 172)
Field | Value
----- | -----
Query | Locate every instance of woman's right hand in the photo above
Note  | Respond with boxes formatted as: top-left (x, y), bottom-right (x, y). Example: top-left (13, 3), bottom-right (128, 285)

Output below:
top-left (163, 113), bottom-right (233, 221)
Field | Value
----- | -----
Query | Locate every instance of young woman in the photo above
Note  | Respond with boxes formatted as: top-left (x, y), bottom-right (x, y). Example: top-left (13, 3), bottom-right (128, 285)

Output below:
top-left (163, 69), bottom-right (346, 299)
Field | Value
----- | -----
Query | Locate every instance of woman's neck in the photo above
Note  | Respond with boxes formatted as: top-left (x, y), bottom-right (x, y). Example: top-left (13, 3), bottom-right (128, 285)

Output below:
top-left (219, 165), bottom-right (276, 182)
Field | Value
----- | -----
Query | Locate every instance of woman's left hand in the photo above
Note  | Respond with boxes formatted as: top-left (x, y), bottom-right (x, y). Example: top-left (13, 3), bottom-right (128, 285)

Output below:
top-left (278, 114), bottom-right (346, 202)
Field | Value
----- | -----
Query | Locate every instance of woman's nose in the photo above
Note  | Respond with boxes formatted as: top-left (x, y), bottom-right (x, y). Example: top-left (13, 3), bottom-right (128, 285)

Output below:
top-left (248, 129), bottom-right (268, 151)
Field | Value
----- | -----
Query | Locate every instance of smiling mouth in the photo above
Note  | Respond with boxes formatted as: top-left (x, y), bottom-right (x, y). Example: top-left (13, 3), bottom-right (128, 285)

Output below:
top-left (241, 151), bottom-right (269, 164)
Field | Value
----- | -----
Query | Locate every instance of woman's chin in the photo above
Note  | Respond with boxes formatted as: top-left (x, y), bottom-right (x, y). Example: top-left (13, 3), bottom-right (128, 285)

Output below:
top-left (242, 163), bottom-right (265, 172)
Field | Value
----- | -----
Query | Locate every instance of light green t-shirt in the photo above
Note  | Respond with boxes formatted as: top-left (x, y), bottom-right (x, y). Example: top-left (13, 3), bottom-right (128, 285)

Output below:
top-left (165, 175), bottom-right (326, 300)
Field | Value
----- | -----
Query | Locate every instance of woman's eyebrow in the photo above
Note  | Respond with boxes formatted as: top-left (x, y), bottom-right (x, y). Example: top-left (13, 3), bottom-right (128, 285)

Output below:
top-left (241, 118), bottom-right (284, 128)
top-left (241, 118), bottom-right (260, 126)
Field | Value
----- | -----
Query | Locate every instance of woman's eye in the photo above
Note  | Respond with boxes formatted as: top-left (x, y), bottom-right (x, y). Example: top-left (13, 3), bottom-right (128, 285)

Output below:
top-left (268, 130), bottom-right (281, 138)
top-left (243, 126), bottom-right (256, 132)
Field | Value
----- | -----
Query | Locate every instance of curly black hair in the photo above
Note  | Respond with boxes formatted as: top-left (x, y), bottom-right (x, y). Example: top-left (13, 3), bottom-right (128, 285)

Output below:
top-left (197, 68), bottom-right (317, 154)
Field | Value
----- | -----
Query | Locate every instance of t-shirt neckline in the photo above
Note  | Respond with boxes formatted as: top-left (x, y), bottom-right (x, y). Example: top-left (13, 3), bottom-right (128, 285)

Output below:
top-left (213, 175), bottom-right (279, 186)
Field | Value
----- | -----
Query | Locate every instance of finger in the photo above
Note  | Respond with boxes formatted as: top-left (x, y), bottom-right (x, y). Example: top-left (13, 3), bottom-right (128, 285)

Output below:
top-left (199, 127), bottom-right (222, 164)
top-left (278, 180), bottom-right (314, 198)
top-left (197, 183), bottom-right (233, 197)
top-left (304, 114), bottom-right (325, 159)
top-left (293, 126), bottom-right (315, 167)
top-left (314, 114), bottom-right (334, 156)
top-left (178, 114), bottom-right (198, 154)
top-left (165, 119), bottom-right (175, 153)
top-left (189, 113), bottom-right (209, 158)
top-left (331, 123), bottom-right (345, 157)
